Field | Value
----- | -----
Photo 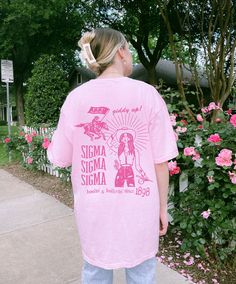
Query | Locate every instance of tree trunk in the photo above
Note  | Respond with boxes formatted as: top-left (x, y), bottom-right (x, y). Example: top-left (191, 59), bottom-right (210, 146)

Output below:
top-left (147, 66), bottom-right (158, 86)
top-left (15, 79), bottom-right (25, 126)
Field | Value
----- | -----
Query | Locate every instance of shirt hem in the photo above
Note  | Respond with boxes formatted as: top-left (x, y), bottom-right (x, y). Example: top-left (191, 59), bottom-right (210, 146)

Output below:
top-left (154, 150), bottom-right (179, 164)
top-left (82, 250), bottom-right (158, 269)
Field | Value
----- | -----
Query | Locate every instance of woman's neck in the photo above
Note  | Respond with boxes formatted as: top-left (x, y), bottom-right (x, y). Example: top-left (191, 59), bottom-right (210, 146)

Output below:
top-left (98, 65), bottom-right (124, 79)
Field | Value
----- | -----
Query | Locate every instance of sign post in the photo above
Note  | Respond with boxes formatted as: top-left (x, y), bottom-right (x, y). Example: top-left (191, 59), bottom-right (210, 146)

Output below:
top-left (1, 60), bottom-right (14, 134)
top-left (1, 60), bottom-right (14, 161)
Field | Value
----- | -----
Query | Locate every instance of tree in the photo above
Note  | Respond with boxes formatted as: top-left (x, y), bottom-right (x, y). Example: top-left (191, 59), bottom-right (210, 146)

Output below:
top-left (158, 0), bottom-right (236, 120)
top-left (80, 0), bottom-right (179, 85)
top-left (25, 55), bottom-right (69, 125)
top-left (0, 0), bottom-right (83, 125)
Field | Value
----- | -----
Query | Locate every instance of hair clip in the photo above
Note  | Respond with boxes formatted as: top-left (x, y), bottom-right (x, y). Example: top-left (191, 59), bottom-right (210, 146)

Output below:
top-left (82, 43), bottom-right (96, 64)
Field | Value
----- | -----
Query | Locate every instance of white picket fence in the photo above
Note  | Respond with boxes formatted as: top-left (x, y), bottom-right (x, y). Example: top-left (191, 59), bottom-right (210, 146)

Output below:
top-left (22, 126), bottom-right (70, 180)
top-left (22, 125), bottom-right (54, 137)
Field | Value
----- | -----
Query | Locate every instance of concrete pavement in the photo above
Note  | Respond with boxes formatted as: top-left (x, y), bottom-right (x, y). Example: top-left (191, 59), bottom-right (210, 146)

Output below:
top-left (0, 169), bottom-right (191, 284)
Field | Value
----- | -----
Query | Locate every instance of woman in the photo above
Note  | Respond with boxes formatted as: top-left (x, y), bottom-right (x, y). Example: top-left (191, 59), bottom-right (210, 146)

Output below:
top-left (107, 129), bottom-right (148, 187)
top-left (47, 28), bottom-right (178, 284)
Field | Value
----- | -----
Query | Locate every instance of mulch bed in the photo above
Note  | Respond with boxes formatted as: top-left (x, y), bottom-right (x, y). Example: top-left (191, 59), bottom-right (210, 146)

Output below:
top-left (2, 162), bottom-right (73, 208)
top-left (1, 162), bottom-right (235, 284)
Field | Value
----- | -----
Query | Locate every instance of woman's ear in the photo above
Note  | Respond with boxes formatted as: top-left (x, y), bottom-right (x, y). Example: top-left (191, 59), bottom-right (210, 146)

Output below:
top-left (117, 46), bottom-right (126, 60)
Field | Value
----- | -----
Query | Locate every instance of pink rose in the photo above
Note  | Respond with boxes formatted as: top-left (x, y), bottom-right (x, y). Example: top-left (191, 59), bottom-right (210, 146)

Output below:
top-left (180, 119), bottom-right (188, 126)
top-left (226, 109), bottom-right (232, 115)
top-left (192, 152), bottom-right (200, 161)
top-left (26, 157), bottom-right (33, 164)
top-left (25, 134), bottom-right (33, 143)
top-left (176, 126), bottom-right (187, 133)
top-left (170, 114), bottom-right (177, 126)
top-left (197, 114), bottom-right (204, 122)
top-left (184, 147), bottom-right (196, 156)
top-left (215, 118), bottom-right (221, 123)
top-left (230, 114), bottom-right (236, 127)
top-left (215, 149), bottom-right (232, 167)
top-left (208, 102), bottom-right (216, 110)
top-left (216, 157), bottom-right (233, 167)
top-left (207, 133), bottom-right (222, 143)
top-left (219, 149), bottom-right (232, 160)
top-left (31, 131), bottom-right (37, 137)
top-left (42, 137), bottom-right (50, 149)
top-left (208, 102), bottom-right (220, 111)
top-left (201, 209), bottom-right (211, 219)
top-left (201, 107), bottom-right (209, 113)
top-left (228, 172), bottom-right (236, 184)
top-left (4, 137), bottom-right (11, 143)
top-left (168, 161), bottom-right (181, 176)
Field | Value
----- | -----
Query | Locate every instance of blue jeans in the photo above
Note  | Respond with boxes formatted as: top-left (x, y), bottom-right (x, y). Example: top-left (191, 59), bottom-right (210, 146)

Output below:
top-left (82, 257), bottom-right (157, 284)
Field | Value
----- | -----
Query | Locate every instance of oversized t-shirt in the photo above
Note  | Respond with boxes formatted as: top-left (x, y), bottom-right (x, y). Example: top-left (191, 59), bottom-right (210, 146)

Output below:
top-left (47, 77), bottom-right (178, 269)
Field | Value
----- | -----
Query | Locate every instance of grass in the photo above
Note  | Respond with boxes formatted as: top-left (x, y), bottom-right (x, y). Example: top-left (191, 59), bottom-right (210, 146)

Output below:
top-left (0, 125), bottom-right (18, 137)
top-left (0, 143), bottom-right (9, 165)
top-left (0, 142), bottom-right (21, 166)
top-left (0, 125), bottom-right (21, 166)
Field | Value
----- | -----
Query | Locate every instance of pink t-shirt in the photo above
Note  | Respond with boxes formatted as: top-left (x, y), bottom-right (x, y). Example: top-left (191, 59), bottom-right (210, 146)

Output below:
top-left (47, 77), bottom-right (178, 269)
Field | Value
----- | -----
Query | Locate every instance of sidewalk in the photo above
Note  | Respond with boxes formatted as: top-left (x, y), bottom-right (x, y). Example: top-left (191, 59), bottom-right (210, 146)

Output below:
top-left (0, 169), bottom-right (191, 284)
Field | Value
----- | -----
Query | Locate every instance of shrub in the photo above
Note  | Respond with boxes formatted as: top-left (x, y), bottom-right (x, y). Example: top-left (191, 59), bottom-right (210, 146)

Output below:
top-left (168, 101), bottom-right (236, 264)
top-left (0, 121), bottom-right (7, 126)
top-left (2, 127), bottom-right (71, 181)
top-left (24, 54), bottom-right (69, 126)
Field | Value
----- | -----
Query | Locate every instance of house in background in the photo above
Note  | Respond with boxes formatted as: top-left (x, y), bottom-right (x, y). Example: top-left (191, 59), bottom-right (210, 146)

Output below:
top-left (69, 59), bottom-right (209, 90)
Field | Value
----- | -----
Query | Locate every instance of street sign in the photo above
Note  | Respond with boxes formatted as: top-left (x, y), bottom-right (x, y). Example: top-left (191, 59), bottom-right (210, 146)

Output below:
top-left (1, 60), bottom-right (14, 83)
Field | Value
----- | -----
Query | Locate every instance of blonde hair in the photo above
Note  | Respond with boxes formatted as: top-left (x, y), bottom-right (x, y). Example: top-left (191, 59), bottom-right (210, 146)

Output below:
top-left (78, 28), bottom-right (127, 75)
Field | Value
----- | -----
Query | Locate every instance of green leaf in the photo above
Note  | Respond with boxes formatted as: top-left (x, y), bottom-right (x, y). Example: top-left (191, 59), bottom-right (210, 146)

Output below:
top-left (196, 230), bottom-right (202, 236)
top-left (223, 192), bottom-right (229, 198)
top-left (180, 221), bottom-right (187, 229)
top-left (208, 184), bottom-right (215, 190)
top-left (199, 238), bottom-right (206, 244)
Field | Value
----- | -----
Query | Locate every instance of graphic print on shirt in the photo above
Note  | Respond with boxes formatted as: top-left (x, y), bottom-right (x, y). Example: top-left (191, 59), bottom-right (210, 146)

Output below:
top-left (76, 107), bottom-right (109, 186)
top-left (75, 106), bottom-right (109, 141)
top-left (76, 105), bottom-right (152, 192)
top-left (105, 106), bottom-right (152, 188)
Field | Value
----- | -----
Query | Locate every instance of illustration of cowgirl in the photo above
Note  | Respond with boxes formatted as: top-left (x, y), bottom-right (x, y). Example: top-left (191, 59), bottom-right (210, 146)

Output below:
top-left (107, 128), bottom-right (151, 187)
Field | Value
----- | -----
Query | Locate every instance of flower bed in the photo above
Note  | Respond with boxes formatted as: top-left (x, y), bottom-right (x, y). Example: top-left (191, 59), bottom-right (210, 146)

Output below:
top-left (167, 103), bottom-right (236, 264)
top-left (2, 126), bottom-right (71, 181)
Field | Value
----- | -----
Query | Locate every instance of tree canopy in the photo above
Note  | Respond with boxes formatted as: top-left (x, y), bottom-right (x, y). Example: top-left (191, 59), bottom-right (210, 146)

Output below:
top-left (158, 0), bottom-right (236, 119)
top-left (80, 0), bottom-right (178, 85)
top-left (0, 0), bottom-right (83, 125)
top-left (0, 0), bottom-right (235, 125)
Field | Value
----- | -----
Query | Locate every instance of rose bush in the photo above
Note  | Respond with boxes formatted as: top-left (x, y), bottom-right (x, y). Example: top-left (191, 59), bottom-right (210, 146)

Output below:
top-left (168, 102), bottom-right (236, 264)
top-left (3, 127), bottom-right (73, 182)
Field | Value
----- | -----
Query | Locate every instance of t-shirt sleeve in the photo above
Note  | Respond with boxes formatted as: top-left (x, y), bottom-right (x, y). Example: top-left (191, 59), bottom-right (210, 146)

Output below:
top-left (47, 110), bottom-right (73, 168)
top-left (148, 91), bottom-right (178, 164)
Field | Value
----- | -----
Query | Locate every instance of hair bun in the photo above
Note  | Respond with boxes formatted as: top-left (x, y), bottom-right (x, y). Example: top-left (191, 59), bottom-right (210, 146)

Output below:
top-left (78, 28), bottom-right (127, 76)
top-left (78, 30), bottom-right (96, 48)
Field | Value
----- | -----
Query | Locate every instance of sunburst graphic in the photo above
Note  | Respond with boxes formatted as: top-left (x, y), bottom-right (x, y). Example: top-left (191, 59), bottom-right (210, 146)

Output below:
top-left (104, 112), bottom-right (149, 152)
